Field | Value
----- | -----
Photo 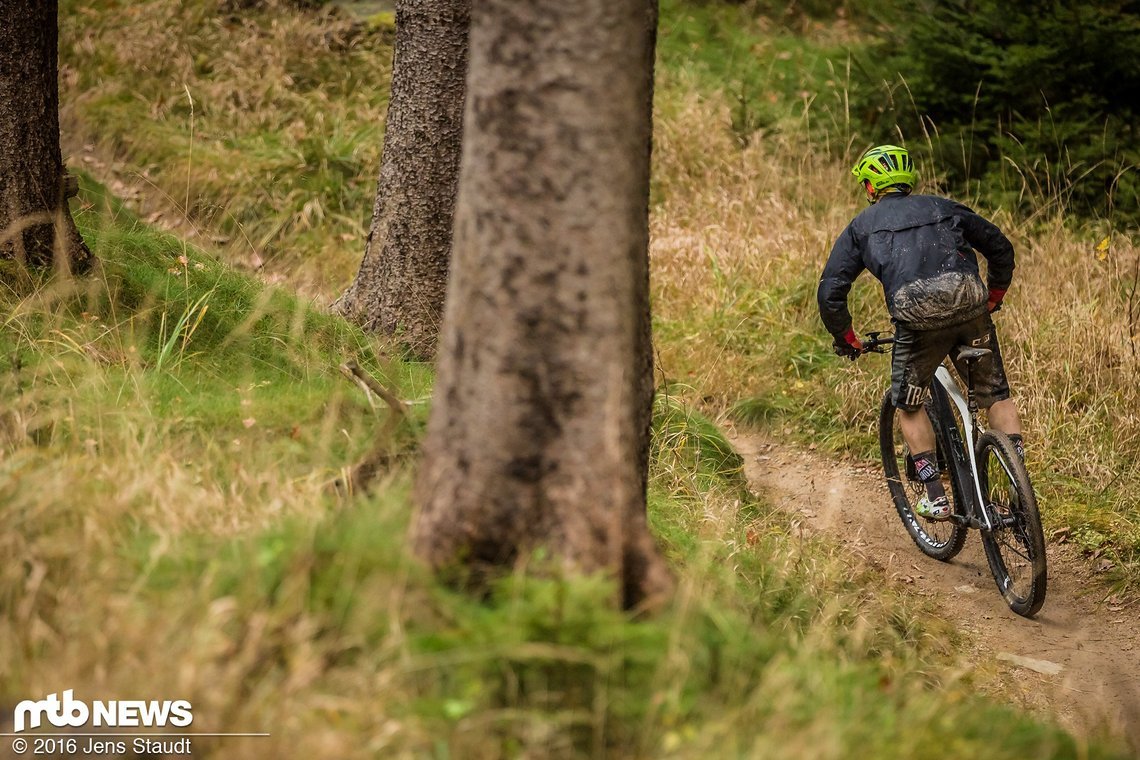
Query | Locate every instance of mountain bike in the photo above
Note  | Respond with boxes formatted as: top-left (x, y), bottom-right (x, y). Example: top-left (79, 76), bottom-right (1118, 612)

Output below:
top-left (860, 331), bottom-right (1047, 617)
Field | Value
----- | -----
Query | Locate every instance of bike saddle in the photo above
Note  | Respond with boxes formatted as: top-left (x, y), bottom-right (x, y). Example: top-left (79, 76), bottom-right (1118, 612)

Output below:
top-left (955, 345), bottom-right (992, 363)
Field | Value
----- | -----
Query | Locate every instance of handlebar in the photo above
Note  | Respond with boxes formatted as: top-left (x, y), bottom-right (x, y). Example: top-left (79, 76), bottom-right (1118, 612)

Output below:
top-left (859, 331), bottom-right (895, 355)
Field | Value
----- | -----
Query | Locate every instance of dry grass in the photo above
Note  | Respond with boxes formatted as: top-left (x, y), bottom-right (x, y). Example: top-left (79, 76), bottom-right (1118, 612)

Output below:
top-left (648, 64), bottom-right (1140, 585)
top-left (1, 2), bottom-right (1130, 756)
top-left (59, 0), bottom-right (393, 296)
top-left (0, 193), bottom-right (1104, 758)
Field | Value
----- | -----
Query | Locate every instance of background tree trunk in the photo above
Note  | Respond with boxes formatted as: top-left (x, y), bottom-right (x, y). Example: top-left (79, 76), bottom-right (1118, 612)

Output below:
top-left (332, 0), bottom-right (470, 360)
top-left (412, 0), bottom-right (669, 609)
top-left (0, 0), bottom-right (93, 274)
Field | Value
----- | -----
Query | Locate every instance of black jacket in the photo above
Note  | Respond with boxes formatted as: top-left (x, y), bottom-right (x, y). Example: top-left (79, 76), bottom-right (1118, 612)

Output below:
top-left (817, 193), bottom-right (1015, 335)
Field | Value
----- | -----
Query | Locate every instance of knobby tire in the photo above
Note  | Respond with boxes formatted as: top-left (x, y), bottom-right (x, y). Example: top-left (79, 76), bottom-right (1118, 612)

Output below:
top-left (976, 430), bottom-right (1048, 617)
top-left (879, 389), bottom-right (968, 561)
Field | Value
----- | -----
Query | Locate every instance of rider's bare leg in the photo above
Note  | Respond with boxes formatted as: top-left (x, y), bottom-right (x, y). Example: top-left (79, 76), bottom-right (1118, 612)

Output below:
top-left (986, 398), bottom-right (1022, 436)
top-left (899, 407), bottom-right (936, 454)
top-left (899, 407), bottom-right (947, 506)
top-left (987, 398), bottom-right (1024, 458)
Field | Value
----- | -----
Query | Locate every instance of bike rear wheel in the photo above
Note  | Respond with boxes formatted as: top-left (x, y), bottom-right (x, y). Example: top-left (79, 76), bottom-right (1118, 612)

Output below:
top-left (879, 389), bottom-right (968, 561)
top-left (976, 430), bottom-right (1047, 617)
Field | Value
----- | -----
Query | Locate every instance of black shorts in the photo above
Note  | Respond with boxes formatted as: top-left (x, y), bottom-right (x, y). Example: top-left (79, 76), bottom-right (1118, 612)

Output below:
top-left (891, 313), bottom-right (1011, 411)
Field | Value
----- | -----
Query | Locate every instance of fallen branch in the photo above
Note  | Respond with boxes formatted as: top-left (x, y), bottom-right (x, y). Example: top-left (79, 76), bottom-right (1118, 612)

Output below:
top-left (340, 359), bottom-right (407, 422)
top-left (334, 360), bottom-right (410, 495)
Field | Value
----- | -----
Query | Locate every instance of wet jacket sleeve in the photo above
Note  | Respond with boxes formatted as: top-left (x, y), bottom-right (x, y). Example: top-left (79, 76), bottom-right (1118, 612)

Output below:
top-left (956, 205), bottom-right (1014, 291)
top-left (817, 223), bottom-right (865, 338)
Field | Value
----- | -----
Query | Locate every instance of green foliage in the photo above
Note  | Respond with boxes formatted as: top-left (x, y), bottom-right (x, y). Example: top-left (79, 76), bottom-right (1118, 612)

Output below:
top-left (680, 0), bottom-right (892, 28)
top-left (58, 0), bottom-right (393, 288)
top-left (653, 389), bottom-right (746, 490)
top-left (658, 0), bottom-right (853, 146)
top-left (855, 0), bottom-right (1140, 223)
top-left (0, 176), bottom-right (427, 492)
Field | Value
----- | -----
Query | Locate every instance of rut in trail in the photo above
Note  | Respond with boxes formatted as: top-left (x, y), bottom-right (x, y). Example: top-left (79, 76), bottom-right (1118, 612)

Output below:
top-left (730, 431), bottom-right (1140, 753)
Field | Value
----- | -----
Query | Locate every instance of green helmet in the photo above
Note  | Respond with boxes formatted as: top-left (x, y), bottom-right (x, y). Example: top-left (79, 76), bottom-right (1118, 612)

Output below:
top-left (851, 145), bottom-right (916, 194)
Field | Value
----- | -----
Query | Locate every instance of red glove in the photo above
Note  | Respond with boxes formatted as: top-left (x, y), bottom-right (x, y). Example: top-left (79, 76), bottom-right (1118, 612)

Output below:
top-left (832, 328), bottom-right (864, 360)
top-left (987, 288), bottom-right (1007, 313)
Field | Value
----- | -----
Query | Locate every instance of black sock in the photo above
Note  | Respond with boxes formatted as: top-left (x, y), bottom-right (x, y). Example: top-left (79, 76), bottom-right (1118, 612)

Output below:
top-left (1009, 434), bottom-right (1025, 461)
top-left (911, 450), bottom-right (946, 500)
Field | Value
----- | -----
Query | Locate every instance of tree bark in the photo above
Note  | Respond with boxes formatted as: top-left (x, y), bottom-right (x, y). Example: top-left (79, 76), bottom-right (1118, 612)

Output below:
top-left (332, 0), bottom-right (470, 360)
top-left (412, 0), bottom-right (669, 609)
top-left (0, 0), bottom-right (94, 274)
top-left (635, 0), bottom-right (660, 506)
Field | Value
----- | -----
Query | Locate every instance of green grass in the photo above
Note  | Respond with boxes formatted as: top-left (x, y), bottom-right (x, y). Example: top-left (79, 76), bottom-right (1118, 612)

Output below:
top-left (4, 179), bottom-right (1124, 756)
top-left (16, 0), bottom-right (1134, 755)
top-left (656, 0), bottom-right (862, 152)
top-left (1, 176), bottom-right (428, 528)
top-left (113, 482), bottom-right (1111, 758)
top-left (59, 0), bottom-right (394, 292)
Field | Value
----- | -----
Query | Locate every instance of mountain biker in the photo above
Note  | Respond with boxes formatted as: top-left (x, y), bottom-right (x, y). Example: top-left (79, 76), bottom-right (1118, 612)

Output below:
top-left (817, 144), bottom-right (1024, 521)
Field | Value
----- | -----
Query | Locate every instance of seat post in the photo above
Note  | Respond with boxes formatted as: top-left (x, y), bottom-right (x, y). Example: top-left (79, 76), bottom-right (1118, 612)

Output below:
top-left (966, 375), bottom-right (978, 415)
top-left (954, 346), bottom-right (990, 420)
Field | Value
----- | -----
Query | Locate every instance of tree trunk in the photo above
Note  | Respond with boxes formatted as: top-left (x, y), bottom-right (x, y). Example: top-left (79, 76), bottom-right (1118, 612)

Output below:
top-left (0, 0), bottom-right (94, 274)
top-left (635, 0), bottom-right (660, 505)
top-left (412, 0), bottom-right (669, 609)
top-left (332, 0), bottom-right (469, 360)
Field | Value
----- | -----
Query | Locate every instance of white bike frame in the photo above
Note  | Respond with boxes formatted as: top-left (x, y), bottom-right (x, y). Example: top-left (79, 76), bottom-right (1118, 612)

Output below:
top-left (934, 365), bottom-right (996, 531)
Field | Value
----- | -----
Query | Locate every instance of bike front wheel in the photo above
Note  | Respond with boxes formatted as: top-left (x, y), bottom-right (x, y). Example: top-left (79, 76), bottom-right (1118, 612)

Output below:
top-left (879, 389), bottom-right (968, 561)
top-left (976, 431), bottom-right (1047, 617)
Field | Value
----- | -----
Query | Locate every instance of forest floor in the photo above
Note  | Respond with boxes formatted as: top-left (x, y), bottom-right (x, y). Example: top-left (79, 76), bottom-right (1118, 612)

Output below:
top-left (730, 430), bottom-right (1140, 753)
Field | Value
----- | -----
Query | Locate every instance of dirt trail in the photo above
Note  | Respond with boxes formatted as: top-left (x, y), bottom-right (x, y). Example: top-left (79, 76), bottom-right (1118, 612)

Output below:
top-left (730, 431), bottom-right (1140, 753)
